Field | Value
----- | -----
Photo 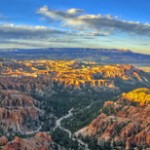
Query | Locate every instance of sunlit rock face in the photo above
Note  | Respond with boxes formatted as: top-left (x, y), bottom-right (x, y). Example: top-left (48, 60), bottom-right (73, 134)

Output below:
top-left (0, 60), bottom-right (150, 149)
top-left (122, 88), bottom-right (150, 105)
top-left (0, 60), bottom-right (150, 94)
top-left (3, 132), bottom-right (58, 150)
top-left (76, 88), bottom-right (150, 149)
top-left (0, 90), bottom-right (42, 135)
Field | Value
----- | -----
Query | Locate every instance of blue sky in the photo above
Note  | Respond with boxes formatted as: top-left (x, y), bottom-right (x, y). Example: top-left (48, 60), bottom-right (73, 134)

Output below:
top-left (0, 0), bottom-right (149, 54)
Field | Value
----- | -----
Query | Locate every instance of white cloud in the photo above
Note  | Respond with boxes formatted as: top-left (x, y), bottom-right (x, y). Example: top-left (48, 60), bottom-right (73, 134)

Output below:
top-left (0, 23), bottom-right (83, 49)
top-left (37, 6), bottom-right (150, 36)
top-left (0, 24), bottom-right (64, 39)
top-left (67, 8), bottom-right (84, 14)
top-left (0, 7), bottom-right (149, 51)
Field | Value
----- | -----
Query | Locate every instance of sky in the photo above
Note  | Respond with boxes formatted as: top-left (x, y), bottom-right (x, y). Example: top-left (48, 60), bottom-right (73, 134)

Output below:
top-left (0, 0), bottom-right (149, 54)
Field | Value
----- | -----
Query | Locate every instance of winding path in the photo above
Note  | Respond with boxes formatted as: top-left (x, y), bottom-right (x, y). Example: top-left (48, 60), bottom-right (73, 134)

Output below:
top-left (54, 108), bottom-right (90, 150)
top-left (53, 108), bottom-right (73, 138)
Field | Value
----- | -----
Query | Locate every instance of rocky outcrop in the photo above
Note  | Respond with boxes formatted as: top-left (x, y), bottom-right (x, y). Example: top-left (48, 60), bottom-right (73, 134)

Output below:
top-left (77, 88), bottom-right (150, 149)
top-left (122, 88), bottom-right (150, 105)
top-left (0, 136), bottom-right (8, 146)
top-left (0, 76), bottom-right (54, 98)
top-left (0, 90), bottom-right (42, 135)
top-left (0, 60), bottom-right (150, 149)
top-left (0, 60), bottom-right (150, 92)
top-left (3, 132), bottom-right (59, 150)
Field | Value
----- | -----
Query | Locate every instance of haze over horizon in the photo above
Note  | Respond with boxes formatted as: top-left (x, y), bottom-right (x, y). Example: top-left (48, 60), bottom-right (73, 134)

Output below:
top-left (0, 0), bottom-right (149, 54)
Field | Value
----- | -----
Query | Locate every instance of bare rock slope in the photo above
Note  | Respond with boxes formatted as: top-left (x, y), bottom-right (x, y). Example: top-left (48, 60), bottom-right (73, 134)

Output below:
top-left (77, 88), bottom-right (150, 149)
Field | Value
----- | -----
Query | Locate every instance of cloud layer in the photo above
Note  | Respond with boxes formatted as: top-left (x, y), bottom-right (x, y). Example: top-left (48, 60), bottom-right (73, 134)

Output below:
top-left (0, 23), bottom-right (81, 49)
top-left (38, 6), bottom-right (150, 36)
top-left (0, 24), bottom-right (64, 39)
top-left (0, 6), bottom-right (149, 52)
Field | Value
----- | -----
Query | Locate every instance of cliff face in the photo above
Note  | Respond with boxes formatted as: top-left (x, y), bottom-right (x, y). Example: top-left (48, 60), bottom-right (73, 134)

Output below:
top-left (0, 61), bottom-right (150, 101)
top-left (0, 60), bottom-right (150, 149)
top-left (3, 132), bottom-right (58, 150)
top-left (0, 76), bottom-right (54, 98)
top-left (77, 88), bottom-right (150, 149)
top-left (122, 88), bottom-right (150, 105)
top-left (0, 136), bottom-right (8, 146)
top-left (0, 60), bottom-right (150, 90)
top-left (0, 90), bottom-right (42, 135)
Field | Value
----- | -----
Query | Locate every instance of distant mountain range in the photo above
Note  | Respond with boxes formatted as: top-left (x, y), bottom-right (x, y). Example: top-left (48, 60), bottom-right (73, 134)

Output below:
top-left (0, 48), bottom-right (150, 66)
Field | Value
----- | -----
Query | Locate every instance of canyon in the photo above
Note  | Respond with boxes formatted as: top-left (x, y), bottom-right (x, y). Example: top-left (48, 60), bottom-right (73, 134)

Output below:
top-left (0, 59), bottom-right (150, 149)
top-left (3, 132), bottom-right (61, 150)
top-left (76, 88), bottom-right (150, 149)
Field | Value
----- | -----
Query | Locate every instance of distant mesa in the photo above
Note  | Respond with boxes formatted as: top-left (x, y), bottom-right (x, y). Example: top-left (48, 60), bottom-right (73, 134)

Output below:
top-left (0, 48), bottom-right (150, 66)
